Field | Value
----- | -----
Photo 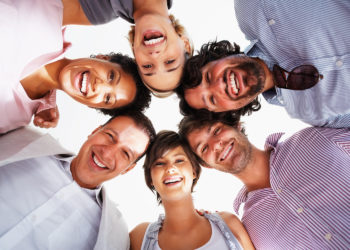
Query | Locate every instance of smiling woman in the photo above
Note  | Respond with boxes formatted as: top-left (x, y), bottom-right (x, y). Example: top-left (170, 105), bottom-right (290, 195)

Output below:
top-left (0, 52), bottom-right (151, 135)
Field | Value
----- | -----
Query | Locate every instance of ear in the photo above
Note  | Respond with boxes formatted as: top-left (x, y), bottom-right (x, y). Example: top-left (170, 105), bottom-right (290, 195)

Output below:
top-left (181, 36), bottom-right (192, 56)
top-left (95, 54), bottom-right (110, 61)
top-left (121, 163), bottom-right (136, 175)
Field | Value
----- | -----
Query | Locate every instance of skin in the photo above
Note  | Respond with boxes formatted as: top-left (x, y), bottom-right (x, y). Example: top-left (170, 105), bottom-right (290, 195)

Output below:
top-left (70, 116), bottom-right (149, 189)
top-left (20, 57), bottom-right (137, 127)
top-left (184, 55), bottom-right (274, 112)
top-left (130, 146), bottom-right (254, 249)
top-left (186, 122), bottom-right (271, 192)
top-left (132, 0), bottom-right (191, 93)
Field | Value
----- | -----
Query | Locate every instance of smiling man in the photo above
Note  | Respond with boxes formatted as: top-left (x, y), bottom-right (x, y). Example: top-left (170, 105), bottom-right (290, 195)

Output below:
top-left (177, 0), bottom-right (350, 128)
top-left (0, 110), bottom-right (155, 250)
top-left (179, 114), bottom-right (350, 249)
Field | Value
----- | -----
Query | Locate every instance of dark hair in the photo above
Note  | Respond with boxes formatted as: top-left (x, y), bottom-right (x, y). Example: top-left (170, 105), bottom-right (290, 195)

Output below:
top-left (104, 109), bottom-right (156, 162)
top-left (175, 40), bottom-right (261, 117)
top-left (143, 130), bottom-right (202, 205)
top-left (178, 112), bottom-right (245, 166)
top-left (98, 53), bottom-right (152, 115)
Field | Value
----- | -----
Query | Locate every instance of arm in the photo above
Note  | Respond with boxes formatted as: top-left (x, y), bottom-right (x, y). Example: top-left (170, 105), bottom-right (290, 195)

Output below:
top-left (129, 222), bottom-right (150, 250)
top-left (218, 211), bottom-right (255, 250)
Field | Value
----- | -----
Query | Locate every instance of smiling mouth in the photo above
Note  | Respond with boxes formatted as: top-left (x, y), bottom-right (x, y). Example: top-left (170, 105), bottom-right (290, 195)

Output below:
top-left (92, 153), bottom-right (108, 169)
top-left (224, 70), bottom-right (240, 96)
top-left (143, 31), bottom-right (165, 46)
top-left (163, 176), bottom-right (183, 185)
top-left (220, 142), bottom-right (234, 162)
top-left (78, 71), bottom-right (90, 96)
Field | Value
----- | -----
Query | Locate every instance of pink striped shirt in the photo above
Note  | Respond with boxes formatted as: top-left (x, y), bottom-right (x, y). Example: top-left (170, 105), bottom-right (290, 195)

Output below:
top-left (234, 127), bottom-right (350, 249)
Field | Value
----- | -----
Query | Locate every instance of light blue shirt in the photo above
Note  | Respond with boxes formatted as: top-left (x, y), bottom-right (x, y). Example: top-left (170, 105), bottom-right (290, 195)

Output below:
top-left (0, 155), bottom-right (102, 250)
top-left (235, 0), bottom-right (350, 128)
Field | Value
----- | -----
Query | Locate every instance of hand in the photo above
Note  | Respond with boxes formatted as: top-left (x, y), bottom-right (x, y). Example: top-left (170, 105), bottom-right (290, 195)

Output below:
top-left (196, 209), bottom-right (211, 216)
top-left (33, 106), bottom-right (59, 128)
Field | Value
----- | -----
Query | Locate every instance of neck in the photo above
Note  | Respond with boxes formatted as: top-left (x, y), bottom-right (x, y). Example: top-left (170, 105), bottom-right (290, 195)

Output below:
top-left (20, 59), bottom-right (70, 99)
top-left (161, 195), bottom-right (203, 233)
top-left (235, 146), bottom-right (271, 192)
top-left (133, 0), bottom-right (169, 21)
top-left (62, 0), bottom-right (91, 26)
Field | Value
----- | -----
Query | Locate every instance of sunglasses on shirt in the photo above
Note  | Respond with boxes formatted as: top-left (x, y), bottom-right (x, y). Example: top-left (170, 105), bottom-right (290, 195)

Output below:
top-left (273, 64), bottom-right (323, 90)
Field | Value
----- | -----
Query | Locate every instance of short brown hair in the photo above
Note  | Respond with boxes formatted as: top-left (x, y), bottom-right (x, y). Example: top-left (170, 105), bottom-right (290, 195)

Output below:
top-left (143, 130), bottom-right (201, 204)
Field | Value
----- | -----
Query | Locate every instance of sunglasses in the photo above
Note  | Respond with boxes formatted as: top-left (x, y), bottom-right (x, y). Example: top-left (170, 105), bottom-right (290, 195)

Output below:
top-left (273, 65), bottom-right (323, 90)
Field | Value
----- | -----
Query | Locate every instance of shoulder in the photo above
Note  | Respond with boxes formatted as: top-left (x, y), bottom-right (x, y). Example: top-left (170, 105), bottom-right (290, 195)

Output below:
top-left (129, 222), bottom-right (151, 250)
top-left (217, 211), bottom-right (255, 250)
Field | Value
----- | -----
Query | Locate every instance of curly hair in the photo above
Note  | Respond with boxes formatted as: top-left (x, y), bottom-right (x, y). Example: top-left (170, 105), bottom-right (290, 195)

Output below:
top-left (143, 130), bottom-right (201, 205)
top-left (175, 40), bottom-right (261, 117)
top-left (98, 53), bottom-right (152, 116)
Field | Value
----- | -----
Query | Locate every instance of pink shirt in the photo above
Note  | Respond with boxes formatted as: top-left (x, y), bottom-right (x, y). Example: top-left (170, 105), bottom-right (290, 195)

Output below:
top-left (0, 0), bottom-right (69, 134)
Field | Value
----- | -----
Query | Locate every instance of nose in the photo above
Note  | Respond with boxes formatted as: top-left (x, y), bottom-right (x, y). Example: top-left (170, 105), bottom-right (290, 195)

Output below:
top-left (149, 50), bottom-right (160, 57)
top-left (166, 165), bottom-right (177, 174)
top-left (97, 144), bottom-right (118, 167)
top-left (212, 139), bottom-right (223, 152)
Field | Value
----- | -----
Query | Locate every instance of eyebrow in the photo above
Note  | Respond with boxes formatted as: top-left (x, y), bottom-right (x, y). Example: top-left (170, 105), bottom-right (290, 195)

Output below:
top-left (105, 128), bottom-right (136, 160)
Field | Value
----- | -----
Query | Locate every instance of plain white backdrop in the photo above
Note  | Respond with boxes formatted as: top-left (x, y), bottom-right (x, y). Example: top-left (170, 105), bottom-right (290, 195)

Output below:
top-left (31, 0), bottom-right (308, 230)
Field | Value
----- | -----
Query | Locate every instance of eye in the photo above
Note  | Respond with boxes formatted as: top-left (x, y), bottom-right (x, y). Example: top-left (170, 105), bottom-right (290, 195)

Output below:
top-left (105, 132), bottom-right (114, 141)
top-left (105, 94), bottom-right (111, 104)
top-left (201, 145), bottom-right (208, 154)
top-left (123, 150), bottom-right (130, 160)
top-left (154, 161), bottom-right (165, 167)
top-left (109, 70), bottom-right (115, 82)
top-left (210, 95), bottom-right (216, 105)
top-left (142, 64), bottom-right (152, 69)
top-left (175, 159), bottom-right (184, 164)
top-left (206, 71), bottom-right (210, 83)
top-left (213, 127), bottom-right (221, 135)
top-left (165, 59), bottom-right (175, 65)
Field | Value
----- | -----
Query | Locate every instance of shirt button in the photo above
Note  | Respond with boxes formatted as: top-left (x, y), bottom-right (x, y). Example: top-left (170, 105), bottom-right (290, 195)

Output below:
top-left (336, 60), bottom-right (343, 67)
top-left (268, 19), bottom-right (276, 25)
top-left (276, 188), bottom-right (282, 194)
top-left (325, 233), bottom-right (332, 241)
top-left (297, 207), bottom-right (304, 214)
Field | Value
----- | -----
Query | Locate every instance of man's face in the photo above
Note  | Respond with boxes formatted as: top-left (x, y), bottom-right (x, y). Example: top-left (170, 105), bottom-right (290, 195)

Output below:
top-left (187, 122), bottom-right (252, 174)
top-left (184, 55), bottom-right (266, 112)
top-left (70, 116), bottom-right (149, 189)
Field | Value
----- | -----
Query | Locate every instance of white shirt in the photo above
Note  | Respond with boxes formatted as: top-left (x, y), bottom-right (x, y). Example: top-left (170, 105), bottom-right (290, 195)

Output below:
top-left (0, 155), bottom-right (102, 250)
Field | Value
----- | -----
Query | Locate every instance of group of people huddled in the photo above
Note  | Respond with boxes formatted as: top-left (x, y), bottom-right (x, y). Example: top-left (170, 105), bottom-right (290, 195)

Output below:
top-left (0, 0), bottom-right (349, 249)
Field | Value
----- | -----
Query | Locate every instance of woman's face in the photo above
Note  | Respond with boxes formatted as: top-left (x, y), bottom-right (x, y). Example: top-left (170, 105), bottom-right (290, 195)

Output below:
top-left (59, 58), bottom-right (137, 109)
top-left (150, 146), bottom-right (196, 202)
top-left (133, 14), bottom-right (190, 94)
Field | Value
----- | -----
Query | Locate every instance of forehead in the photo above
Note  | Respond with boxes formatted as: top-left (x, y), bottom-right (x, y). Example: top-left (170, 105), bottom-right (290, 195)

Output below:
top-left (161, 146), bottom-right (186, 158)
top-left (105, 116), bottom-right (149, 152)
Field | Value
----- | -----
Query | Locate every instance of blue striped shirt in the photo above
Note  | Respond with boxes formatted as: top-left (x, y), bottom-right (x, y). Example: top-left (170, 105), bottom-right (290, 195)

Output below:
top-left (235, 0), bottom-right (350, 128)
top-left (233, 127), bottom-right (350, 249)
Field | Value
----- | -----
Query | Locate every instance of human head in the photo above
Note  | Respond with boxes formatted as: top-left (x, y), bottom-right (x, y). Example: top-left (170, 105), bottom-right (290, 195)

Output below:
top-left (129, 14), bottom-right (194, 97)
top-left (179, 113), bottom-right (251, 175)
top-left (143, 130), bottom-right (201, 204)
top-left (70, 110), bottom-right (156, 189)
top-left (176, 40), bottom-right (262, 116)
top-left (59, 53), bottom-right (151, 113)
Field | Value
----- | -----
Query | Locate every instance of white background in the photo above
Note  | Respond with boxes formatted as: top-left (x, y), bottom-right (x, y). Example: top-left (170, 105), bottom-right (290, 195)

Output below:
top-left (31, 0), bottom-right (308, 230)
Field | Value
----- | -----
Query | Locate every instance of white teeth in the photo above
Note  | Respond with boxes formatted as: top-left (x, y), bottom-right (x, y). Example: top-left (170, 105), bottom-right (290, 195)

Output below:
top-left (80, 72), bottom-right (87, 94)
top-left (93, 155), bottom-right (107, 169)
top-left (221, 144), bottom-right (233, 161)
top-left (164, 177), bottom-right (182, 184)
top-left (230, 73), bottom-right (239, 94)
top-left (144, 36), bottom-right (164, 45)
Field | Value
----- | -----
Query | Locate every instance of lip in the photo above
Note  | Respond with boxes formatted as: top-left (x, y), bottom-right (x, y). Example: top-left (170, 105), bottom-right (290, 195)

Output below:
top-left (142, 30), bottom-right (166, 47)
top-left (74, 71), bottom-right (90, 96)
top-left (224, 69), bottom-right (243, 99)
top-left (219, 142), bottom-right (234, 162)
top-left (89, 152), bottom-right (110, 172)
top-left (163, 175), bottom-right (183, 186)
